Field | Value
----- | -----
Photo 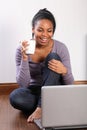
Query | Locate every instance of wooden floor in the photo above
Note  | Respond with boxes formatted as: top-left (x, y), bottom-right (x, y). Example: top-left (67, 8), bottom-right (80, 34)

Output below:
top-left (1, 95), bottom-right (87, 130)
top-left (0, 83), bottom-right (87, 130)
top-left (0, 94), bottom-right (41, 130)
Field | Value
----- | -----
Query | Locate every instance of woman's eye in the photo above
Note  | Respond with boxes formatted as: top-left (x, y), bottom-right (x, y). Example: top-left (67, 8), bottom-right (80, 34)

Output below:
top-left (38, 29), bottom-right (43, 32)
top-left (37, 29), bottom-right (53, 33)
top-left (48, 30), bottom-right (53, 33)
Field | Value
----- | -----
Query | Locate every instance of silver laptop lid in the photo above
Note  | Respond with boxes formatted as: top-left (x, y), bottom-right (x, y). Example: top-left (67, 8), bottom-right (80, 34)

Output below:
top-left (41, 85), bottom-right (87, 129)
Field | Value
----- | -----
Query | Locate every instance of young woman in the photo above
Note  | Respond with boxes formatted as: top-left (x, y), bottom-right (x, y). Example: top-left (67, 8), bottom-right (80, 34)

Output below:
top-left (9, 8), bottom-right (74, 123)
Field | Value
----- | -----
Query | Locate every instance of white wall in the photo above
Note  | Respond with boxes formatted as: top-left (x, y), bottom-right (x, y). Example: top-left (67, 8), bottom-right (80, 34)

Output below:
top-left (0, 0), bottom-right (87, 83)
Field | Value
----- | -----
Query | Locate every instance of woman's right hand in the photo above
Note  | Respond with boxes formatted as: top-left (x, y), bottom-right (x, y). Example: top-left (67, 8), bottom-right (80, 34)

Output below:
top-left (21, 40), bottom-right (29, 61)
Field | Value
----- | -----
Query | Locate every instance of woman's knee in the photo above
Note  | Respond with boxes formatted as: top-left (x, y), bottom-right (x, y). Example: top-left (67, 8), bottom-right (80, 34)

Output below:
top-left (45, 52), bottom-right (61, 66)
top-left (48, 52), bottom-right (61, 59)
top-left (9, 87), bottom-right (38, 111)
top-left (9, 89), bottom-right (20, 108)
top-left (9, 88), bottom-right (26, 108)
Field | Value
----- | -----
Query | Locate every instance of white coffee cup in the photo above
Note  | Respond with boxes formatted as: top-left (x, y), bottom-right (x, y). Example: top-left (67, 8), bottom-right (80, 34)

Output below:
top-left (26, 39), bottom-right (36, 54)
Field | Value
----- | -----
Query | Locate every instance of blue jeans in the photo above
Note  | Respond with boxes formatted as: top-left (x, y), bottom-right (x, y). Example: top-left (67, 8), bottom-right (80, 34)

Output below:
top-left (42, 52), bottom-right (62, 86)
top-left (9, 53), bottom-right (64, 113)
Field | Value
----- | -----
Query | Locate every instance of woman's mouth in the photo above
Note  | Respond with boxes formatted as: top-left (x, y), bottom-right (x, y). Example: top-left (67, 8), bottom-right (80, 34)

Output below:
top-left (40, 37), bottom-right (48, 43)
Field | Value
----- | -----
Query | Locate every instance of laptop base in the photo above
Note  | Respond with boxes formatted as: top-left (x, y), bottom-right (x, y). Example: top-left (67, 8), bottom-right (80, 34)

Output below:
top-left (44, 125), bottom-right (87, 130)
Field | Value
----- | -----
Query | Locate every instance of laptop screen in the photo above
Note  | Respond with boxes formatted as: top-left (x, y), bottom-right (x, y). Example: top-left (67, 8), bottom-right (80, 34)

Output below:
top-left (41, 85), bottom-right (87, 129)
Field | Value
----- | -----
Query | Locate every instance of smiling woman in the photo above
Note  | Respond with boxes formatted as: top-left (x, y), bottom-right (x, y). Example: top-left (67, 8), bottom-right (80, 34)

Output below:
top-left (9, 8), bottom-right (74, 123)
top-left (32, 19), bottom-right (53, 47)
top-left (0, 0), bottom-right (87, 83)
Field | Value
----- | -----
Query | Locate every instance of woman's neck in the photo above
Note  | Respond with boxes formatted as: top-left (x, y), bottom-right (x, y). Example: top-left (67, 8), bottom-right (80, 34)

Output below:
top-left (36, 39), bottom-right (53, 49)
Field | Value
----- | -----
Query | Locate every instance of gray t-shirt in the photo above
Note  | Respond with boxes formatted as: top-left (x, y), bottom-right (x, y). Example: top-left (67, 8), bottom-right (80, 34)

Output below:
top-left (15, 39), bottom-right (74, 87)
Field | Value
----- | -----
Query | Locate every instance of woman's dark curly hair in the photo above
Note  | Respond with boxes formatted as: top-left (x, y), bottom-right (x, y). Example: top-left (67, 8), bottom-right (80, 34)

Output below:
top-left (32, 8), bottom-right (56, 34)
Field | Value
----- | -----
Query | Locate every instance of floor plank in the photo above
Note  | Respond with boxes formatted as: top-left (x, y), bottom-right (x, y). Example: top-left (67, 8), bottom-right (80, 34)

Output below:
top-left (0, 95), bottom-right (41, 130)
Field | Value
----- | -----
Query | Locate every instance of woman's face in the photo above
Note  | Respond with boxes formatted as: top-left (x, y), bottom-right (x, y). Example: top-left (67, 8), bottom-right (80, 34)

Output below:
top-left (32, 19), bottom-right (54, 46)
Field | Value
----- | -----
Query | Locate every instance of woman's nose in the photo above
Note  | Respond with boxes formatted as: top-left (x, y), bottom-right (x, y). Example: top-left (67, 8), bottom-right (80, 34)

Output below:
top-left (42, 31), bottom-right (48, 36)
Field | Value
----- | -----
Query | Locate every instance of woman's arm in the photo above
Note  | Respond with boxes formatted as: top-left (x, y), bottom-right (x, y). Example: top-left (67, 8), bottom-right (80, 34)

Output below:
top-left (15, 45), bottom-right (31, 87)
top-left (58, 44), bottom-right (74, 84)
top-left (53, 41), bottom-right (74, 84)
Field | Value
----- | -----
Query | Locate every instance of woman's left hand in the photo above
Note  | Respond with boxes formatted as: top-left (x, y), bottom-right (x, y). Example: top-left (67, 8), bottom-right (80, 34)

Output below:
top-left (48, 59), bottom-right (67, 75)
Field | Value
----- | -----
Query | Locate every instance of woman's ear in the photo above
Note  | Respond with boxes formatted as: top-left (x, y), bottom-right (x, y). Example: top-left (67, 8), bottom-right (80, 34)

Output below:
top-left (32, 33), bottom-right (34, 39)
top-left (32, 28), bottom-right (34, 39)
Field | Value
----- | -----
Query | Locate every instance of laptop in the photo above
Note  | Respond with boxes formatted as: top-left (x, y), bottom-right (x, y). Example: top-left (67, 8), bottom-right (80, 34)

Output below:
top-left (41, 84), bottom-right (87, 130)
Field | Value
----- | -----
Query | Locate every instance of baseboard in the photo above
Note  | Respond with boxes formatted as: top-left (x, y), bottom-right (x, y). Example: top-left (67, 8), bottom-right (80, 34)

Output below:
top-left (74, 80), bottom-right (87, 84)
top-left (0, 81), bottom-right (87, 95)
top-left (0, 83), bottom-right (19, 95)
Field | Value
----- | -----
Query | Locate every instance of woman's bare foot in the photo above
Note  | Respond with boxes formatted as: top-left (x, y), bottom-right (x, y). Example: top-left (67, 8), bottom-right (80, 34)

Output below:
top-left (27, 107), bottom-right (41, 123)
